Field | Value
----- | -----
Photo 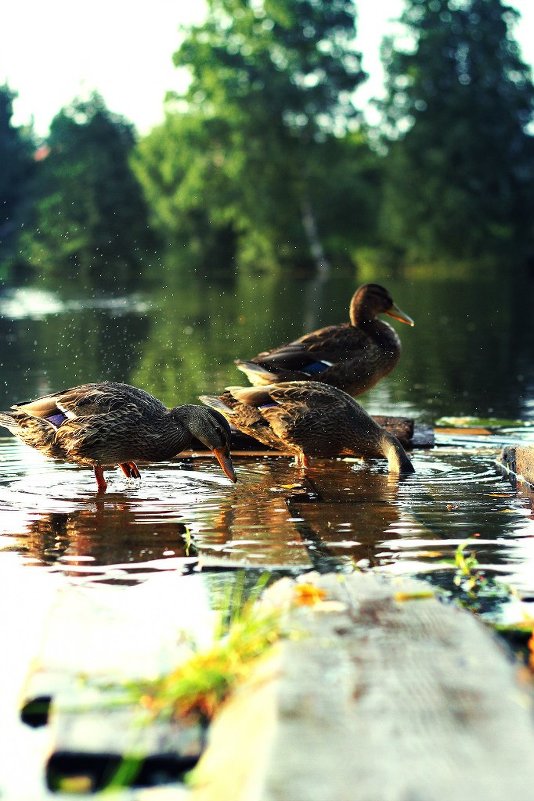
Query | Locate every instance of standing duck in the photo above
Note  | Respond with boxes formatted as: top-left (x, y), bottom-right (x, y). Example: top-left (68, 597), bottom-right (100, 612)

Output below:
top-left (201, 381), bottom-right (415, 474)
top-left (0, 382), bottom-right (237, 492)
top-left (235, 283), bottom-right (414, 397)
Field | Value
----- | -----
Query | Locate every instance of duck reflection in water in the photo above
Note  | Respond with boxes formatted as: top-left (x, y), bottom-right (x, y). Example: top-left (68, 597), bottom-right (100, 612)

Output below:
top-left (19, 506), bottom-right (192, 579)
top-left (192, 459), bottom-right (409, 571)
top-left (291, 462), bottom-right (408, 570)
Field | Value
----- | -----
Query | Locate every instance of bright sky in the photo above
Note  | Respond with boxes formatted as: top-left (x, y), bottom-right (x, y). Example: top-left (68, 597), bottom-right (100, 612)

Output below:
top-left (1, 0), bottom-right (533, 137)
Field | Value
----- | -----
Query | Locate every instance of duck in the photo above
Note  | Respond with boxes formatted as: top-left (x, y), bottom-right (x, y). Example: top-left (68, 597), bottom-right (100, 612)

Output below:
top-left (200, 381), bottom-right (415, 474)
top-left (235, 283), bottom-right (414, 397)
top-left (0, 381), bottom-right (237, 492)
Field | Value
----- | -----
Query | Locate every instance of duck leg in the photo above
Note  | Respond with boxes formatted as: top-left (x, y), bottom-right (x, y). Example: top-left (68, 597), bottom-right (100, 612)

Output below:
top-left (119, 462), bottom-right (142, 479)
top-left (94, 465), bottom-right (108, 493)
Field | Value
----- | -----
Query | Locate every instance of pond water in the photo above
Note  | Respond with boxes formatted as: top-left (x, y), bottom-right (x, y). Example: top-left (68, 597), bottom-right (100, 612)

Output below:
top-left (1, 267), bottom-right (534, 798)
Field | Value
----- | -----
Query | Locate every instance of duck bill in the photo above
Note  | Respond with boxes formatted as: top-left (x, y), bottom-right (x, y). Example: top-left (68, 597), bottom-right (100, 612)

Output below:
top-left (386, 303), bottom-right (414, 327)
top-left (212, 447), bottom-right (237, 482)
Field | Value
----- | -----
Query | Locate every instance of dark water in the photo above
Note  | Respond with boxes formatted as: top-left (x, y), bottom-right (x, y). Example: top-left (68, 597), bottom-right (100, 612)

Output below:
top-left (2, 267), bottom-right (534, 420)
top-left (1, 268), bottom-right (534, 798)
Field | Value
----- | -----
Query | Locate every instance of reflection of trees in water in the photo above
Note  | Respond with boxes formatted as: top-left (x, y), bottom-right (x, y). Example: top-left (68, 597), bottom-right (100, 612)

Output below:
top-left (131, 267), bottom-right (356, 406)
top-left (3, 269), bottom-right (534, 421)
top-left (0, 307), bottom-right (151, 407)
top-left (20, 506), bottom-right (188, 573)
top-left (363, 273), bottom-right (534, 420)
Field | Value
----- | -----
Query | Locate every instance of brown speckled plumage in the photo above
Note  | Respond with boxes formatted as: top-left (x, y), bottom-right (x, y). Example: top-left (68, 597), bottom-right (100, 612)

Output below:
top-left (201, 381), bottom-right (415, 474)
top-left (235, 284), bottom-right (414, 397)
top-left (0, 382), bottom-right (237, 492)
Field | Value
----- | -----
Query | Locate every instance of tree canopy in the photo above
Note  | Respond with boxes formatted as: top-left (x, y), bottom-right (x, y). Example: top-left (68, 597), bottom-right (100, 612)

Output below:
top-left (0, 85), bottom-right (35, 275)
top-left (20, 93), bottom-right (154, 289)
top-left (160, 0), bottom-right (371, 272)
top-left (380, 0), bottom-right (534, 262)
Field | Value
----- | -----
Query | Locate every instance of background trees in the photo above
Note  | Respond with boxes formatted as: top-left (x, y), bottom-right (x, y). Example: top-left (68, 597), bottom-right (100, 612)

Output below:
top-left (0, 85), bottom-right (35, 278)
top-left (20, 93), bottom-right (154, 289)
top-left (155, 0), bottom-right (375, 273)
top-left (379, 0), bottom-right (534, 263)
top-left (3, 0), bottom-right (534, 284)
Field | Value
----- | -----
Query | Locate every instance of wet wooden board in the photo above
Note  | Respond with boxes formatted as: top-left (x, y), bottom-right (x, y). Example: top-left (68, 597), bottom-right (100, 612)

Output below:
top-left (18, 579), bottom-right (216, 791)
top-left (436, 426), bottom-right (493, 436)
top-left (191, 572), bottom-right (534, 801)
top-left (186, 417), bottom-right (434, 455)
top-left (46, 697), bottom-right (204, 792)
top-left (19, 579), bottom-right (215, 726)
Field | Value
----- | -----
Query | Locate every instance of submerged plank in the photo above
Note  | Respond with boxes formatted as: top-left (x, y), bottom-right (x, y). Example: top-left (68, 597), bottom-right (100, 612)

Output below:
top-left (186, 418), bottom-right (434, 455)
top-left (192, 572), bottom-right (534, 801)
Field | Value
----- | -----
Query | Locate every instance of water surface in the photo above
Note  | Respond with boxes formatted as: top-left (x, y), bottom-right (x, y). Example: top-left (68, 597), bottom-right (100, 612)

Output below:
top-left (1, 269), bottom-right (534, 799)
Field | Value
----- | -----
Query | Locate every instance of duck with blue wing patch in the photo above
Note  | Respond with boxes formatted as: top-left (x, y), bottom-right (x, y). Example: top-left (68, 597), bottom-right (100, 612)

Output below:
top-left (235, 284), bottom-right (414, 397)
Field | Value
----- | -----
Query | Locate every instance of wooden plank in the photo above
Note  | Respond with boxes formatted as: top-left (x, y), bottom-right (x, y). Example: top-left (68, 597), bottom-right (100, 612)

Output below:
top-left (19, 578), bottom-right (216, 726)
top-left (436, 426), bottom-right (493, 436)
top-left (191, 572), bottom-right (534, 801)
top-left (185, 418), bottom-right (434, 456)
top-left (371, 415), bottom-right (413, 445)
top-left (46, 695), bottom-right (204, 792)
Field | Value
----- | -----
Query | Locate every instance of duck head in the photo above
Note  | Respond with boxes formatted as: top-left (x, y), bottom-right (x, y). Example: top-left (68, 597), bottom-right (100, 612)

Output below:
top-left (350, 284), bottom-right (414, 327)
top-left (171, 405), bottom-right (237, 482)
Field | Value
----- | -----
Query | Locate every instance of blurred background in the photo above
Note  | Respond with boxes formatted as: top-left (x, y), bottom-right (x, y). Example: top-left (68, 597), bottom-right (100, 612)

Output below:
top-left (1, 0), bottom-right (534, 422)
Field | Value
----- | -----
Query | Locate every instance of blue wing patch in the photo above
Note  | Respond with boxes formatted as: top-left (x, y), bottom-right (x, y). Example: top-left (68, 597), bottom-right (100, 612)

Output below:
top-left (46, 412), bottom-right (68, 429)
top-left (302, 361), bottom-right (332, 375)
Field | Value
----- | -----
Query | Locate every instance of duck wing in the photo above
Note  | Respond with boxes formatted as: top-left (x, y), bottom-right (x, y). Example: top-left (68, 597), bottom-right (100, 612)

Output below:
top-left (201, 390), bottom-right (285, 451)
top-left (226, 382), bottom-right (351, 452)
top-left (14, 382), bottom-right (166, 421)
top-left (244, 324), bottom-right (372, 374)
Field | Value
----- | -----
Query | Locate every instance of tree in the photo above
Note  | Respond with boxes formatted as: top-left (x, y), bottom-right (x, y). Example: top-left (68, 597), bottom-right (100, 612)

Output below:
top-left (0, 85), bottom-right (35, 277)
top-left (380, 0), bottom-right (534, 263)
top-left (168, 0), bottom-right (369, 272)
top-left (132, 111), bottom-right (238, 276)
top-left (21, 93), bottom-right (154, 289)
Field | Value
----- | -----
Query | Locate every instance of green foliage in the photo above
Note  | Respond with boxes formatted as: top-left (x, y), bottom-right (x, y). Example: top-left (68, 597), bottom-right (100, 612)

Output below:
top-left (132, 0), bottom-right (378, 274)
top-left (20, 93), bottom-right (154, 289)
top-left (446, 540), bottom-right (512, 612)
top-left (132, 111), bottom-right (238, 275)
top-left (0, 85), bottom-right (35, 278)
top-left (380, 0), bottom-right (534, 263)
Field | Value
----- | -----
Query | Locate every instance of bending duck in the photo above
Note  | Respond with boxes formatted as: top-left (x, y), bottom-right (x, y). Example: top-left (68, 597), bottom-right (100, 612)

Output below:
top-left (201, 381), bottom-right (415, 474)
top-left (236, 283), bottom-right (414, 396)
top-left (0, 381), bottom-right (237, 492)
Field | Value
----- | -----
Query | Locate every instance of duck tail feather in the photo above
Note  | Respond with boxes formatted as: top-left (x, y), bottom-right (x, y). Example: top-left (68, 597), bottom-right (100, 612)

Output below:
top-left (235, 360), bottom-right (277, 385)
top-left (199, 395), bottom-right (232, 414)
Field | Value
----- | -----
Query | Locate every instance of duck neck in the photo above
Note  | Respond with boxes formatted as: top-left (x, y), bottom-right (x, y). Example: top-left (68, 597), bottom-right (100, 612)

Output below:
top-left (152, 406), bottom-right (197, 458)
top-left (380, 431), bottom-right (415, 474)
top-left (349, 295), bottom-right (399, 351)
top-left (349, 291), bottom-right (376, 327)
